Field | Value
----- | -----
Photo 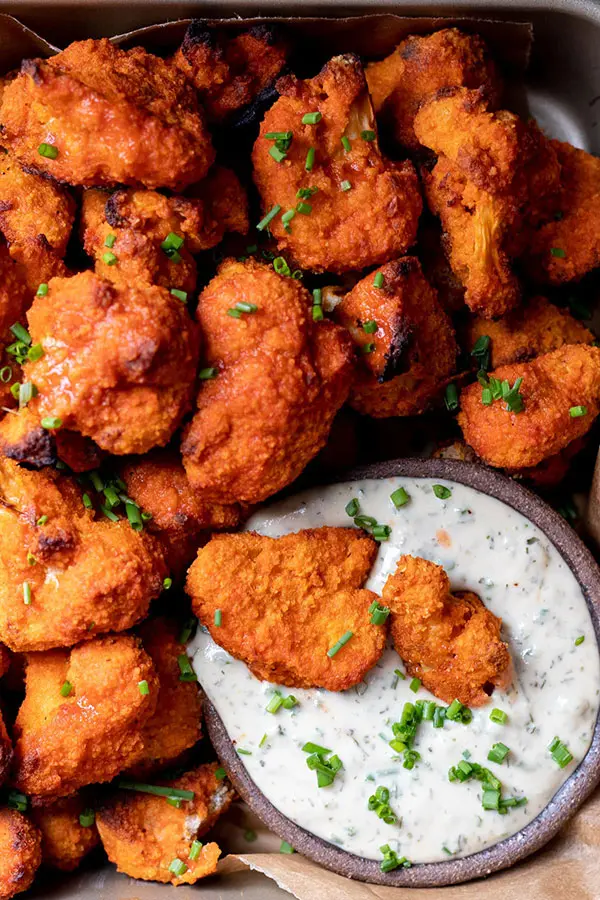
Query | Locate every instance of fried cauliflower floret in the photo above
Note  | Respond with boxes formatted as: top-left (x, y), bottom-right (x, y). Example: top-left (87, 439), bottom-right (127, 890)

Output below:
top-left (0, 39), bottom-right (214, 190)
top-left (175, 21), bottom-right (288, 123)
top-left (458, 344), bottom-right (600, 469)
top-left (334, 257), bottom-right (456, 416)
top-left (96, 763), bottom-right (233, 884)
top-left (0, 244), bottom-right (28, 408)
top-left (127, 618), bottom-right (202, 777)
top-left (365, 28), bottom-right (500, 151)
top-left (186, 527), bottom-right (385, 691)
top-left (11, 271), bottom-right (199, 456)
top-left (8, 237), bottom-right (68, 295)
top-left (30, 794), bottom-right (99, 872)
top-left (0, 809), bottom-right (41, 899)
top-left (0, 459), bottom-right (166, 651)
top-left (81, 167), bottom-right (248, 291)
top-left (524, 141), bottom-right (600, 285)
top-left (252, 54), bottom-right (422, 274)
top-left (12, 635), bottom-right (158, 799)
top-left (119, 452), bottom-right (240, 580)
top-left (181, 258), bottom-right (353, 504)
top-left (383, 555), bottom-right (511, 706)
top-left (465, 295), bottom-right (594, 368)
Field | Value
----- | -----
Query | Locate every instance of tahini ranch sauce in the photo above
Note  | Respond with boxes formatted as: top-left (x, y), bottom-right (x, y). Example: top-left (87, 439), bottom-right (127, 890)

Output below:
top-left (189, 477), bottom-right (599, 863)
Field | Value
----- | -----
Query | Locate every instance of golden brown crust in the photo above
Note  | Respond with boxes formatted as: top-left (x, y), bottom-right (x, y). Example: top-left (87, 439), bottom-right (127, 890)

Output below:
top-left (334, 257), bottom-right (457, 416)
top-left (252, 54), bottom-right (422, 273)
top-left (186, 527), bottom-right (385, 691)
top-left (12, 635), bottom-right (159, 798)
top-left (0, 809), bottom-right (41, 899)
top-left (0, 458), bottom-right (167, 651)
top-left (96, 762), bottom-right (234, 885)
top-left (181, 258), bottom-right (354, 504)
top-left (383, 555), bottom-right (511, 706)
top-left (0, 40), bottom-right (214, 190)
top-left (29, 794), bottom-right (99, 872)
top-left (458, 344), bottom-right (600, 469)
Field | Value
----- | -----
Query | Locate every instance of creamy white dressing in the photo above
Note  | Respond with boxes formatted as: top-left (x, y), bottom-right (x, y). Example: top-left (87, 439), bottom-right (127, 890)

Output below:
top-left (190, 477), bottom-right (600, 864)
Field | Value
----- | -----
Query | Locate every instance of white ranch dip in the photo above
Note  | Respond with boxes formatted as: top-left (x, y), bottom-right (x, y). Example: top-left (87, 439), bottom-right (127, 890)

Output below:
top-left (189, 477), bottom-right (600, 864)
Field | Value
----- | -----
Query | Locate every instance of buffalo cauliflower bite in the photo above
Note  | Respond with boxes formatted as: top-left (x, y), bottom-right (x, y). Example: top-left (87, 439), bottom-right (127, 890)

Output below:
top-left (128, 618), bottom-right (203, 777)
top-left (465, 295), bottom-right (594, 369)
top-left (0, 39), bottom-right (214, 190)
top-left (11, 635), bottom-right (158, 799)
top-left (186, 527), bottom-right (385, 691)
top-left (252, 54), bottom-right (422, 274)
top-left (524, 141), bottom-right (600, 285)
top-left (96, 762), bottom-right (234, 885)
top-left (181, 258), bottom-right (354, 504)
top-left (9, 271), bottom-right (199, 456)
top-left (334, 257), bottom-right (457, 416)
top-left (0, 458), bottom-right (166, 651)
top-left (458, 344), bottom-right (600, 469)
top-left (30, 794), bottom-right (99, 872)
top-left (119, 452), bottom-right (240, 580)
top-left (382, 555), bottom-right (512, 706)
top-left (175, 21), bottom-right (288, 123)
top-left (0, 244), bottom-right (28, 409)
top-left (365, 28), bottom-right (501, 151)
top-left (81, 166), bottom-right (248, 292)
top-left (0, 809), bottom-right (41, 899)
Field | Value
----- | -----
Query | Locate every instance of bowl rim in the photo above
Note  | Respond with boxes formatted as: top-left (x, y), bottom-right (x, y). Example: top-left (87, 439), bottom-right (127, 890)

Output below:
top-left (203, 456), bottom-right (600, 887)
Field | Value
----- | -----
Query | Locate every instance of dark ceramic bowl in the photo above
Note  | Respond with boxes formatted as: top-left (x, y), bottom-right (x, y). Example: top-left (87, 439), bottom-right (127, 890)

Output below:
top-left (205, 457), bottom-right (600, 888)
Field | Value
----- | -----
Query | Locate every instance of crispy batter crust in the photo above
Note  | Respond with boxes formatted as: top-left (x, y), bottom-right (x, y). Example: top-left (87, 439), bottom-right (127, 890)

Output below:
top-left (30, 794), bottom-right (99, 872)
top-left (383, 555), bottom-right (511, 706)
top-left (186, 527), bottom-right (386, 691)
top-left (0, 809), bottom-right (41, 899)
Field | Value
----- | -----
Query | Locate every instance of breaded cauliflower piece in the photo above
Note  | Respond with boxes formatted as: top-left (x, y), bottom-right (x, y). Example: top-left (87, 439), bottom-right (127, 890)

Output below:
top-left (334, 257), bottom-right (457, 416)
top-left (383, 555), bottom-right (511, 706)
top-left (96, 763), bottom-right (233, 885)
top-left (365, 28), bottom-right (501, 151)
top-left (0, 809), bottom-right (41, 899)
top-left (0, 458), bottom-right (166, 651)
top-left (128, 618), bottom-right (203, 777)
top-left (175, 22), bottom-right (288, 123)
top-left (0, 244), bottom-right (28, 409)
top-left (186, 527), bottom-right (385, 691)
top-left (524, 141), bottom-right (600, 285)
top-left (4, 271), bottom-right (199, 457)
top-left (30, 794), bottom-right (99, 872)
top-left (81, 167), bottom-right (248, 292)
top-left (8, 237), bottom-right (68, 295)
top-left (12, 635), bottom-right (158, 798)
top-left (181, 258), bottom-right (353, 504)
top-left (119, 451), bottom-right (240, 580)
top-left (0, 40), bottom-right (214, 190)
top-left (465, 295), bottom-right (594, 369)
top-left (458, 344), bottom-right (600, 469)
top-left (252, 54), bottom-right (422, 274)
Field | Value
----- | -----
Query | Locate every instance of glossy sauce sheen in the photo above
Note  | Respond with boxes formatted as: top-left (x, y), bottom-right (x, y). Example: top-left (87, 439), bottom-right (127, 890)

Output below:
top-left (190, 477), bottom-right (600, 863)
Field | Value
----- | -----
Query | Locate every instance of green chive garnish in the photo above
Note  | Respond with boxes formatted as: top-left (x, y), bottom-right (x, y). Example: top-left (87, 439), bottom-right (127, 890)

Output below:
top-left (27, 343), bottom-right (44, 362)
top-left (361, 129), bottom-right (376, 141)
top-left (189, 840), bottom-right (203, 860)
top-left (266, 692), bottom-right (283, 714)
top-left (37, 515), bottom-right (48, 526)
top-left (125, 502), bottom-right (143, 531)
top-left (163, 577), bottom-right (173, 591)
top-left (214, 609), bottom-right (222, 627)
top-left (312, 305), bottom-right (324, 321)
top-left (23, 582), bottom-right (31, 605)
top-left (409, 677), bottom-right (420, 693)
top-left (327, 630), bottom-right (353, 658)
top-left (102, 251), bottom-right (117, 266)
top-left (41, 416), bottom-right (62, 430)
top-left (79, 809), bottom-right (95, 828)
top-left (0, 366), bottom-right (11, 382)
top-left (118, 781), bottom-right (195, 800)
top-left (445, 384), bottom-right (459, 412)
top-left (36, 283), bottom-right (48, 297)
top-left (138, 680), bottom-right (149, 695)
top-left (177, 654), bottom-right (197, 683)
top-left (302, 112), bottom-right (322, 125)
top-left (269, 145), bottom-right (287, 163)
top-left (373, 272), bottom-right (384, 289)
top-left (570, 406), bottom-right (587, 417)
top-left (345, 498), bottom-right (359, 517)
top-left (168, 858), bottom-right (188, 877)
top-left (490, 708), bottom-right (508, 725)
top-left (340, 180), bottom-right (352, 192)
top-left (341, 136), bottom-right (351, 152)
top-left (487, 742), bottom-right (510, 764)
top-left (257, 204), bottom-right (282, 231)
top-left (280, 840), bottom-right (295, 853)
top-left (170, 288), bottom-right (188, 303)
top-left (305, 147), bottom-right (315, 171)
top-left (60, 681), bottom-right (72, 697)
top-left (369, 600), bottom-right (390, 625)
top-left (548, 737), bottom-right (573, 768)
top-left (575, 635), bottom-right (585, 646)
top-left (7, 791), bottom-right (27, 813)
top-left (391, 487), bottom-right (409, 508)
top-left (199, 367), bottom-right (218, 380)
top-left (215, 768), bottom-right (226, 781)
top-left (296, 201), bottom-right (312, 215)
top-left (38, 143), bottom-right (58, 159)
top-left (433, 484), bottom-right (452, 500)
top-left (551, 247), bottom-right (566, 258)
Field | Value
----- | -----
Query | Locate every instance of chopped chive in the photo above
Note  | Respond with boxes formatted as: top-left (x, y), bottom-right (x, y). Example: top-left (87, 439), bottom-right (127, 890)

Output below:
top-left (215, 768), bottom-right (226, 781)
top-left (282, 695), bottom-right (298, 709)
top-left (37, 515), bottom-right (48, 526)
top-left (433, 706), bottom-right (446, 728)
top-left (244, 829), bottom-right (257, 842)
top-left (23, 582), bottom-right (31, 605)
top-left (178, 617), bottom-right (196, 644)
top-left (269, 144), bottom-right (287, 163)
top-left (390, 487), bottom-right (409, 508)
top-left (369, 601), bottom-right (390, 625)
top-left (41, 416), bottom-right (62, 430)
top-left (10, 323), bottom-right (31, 346)
top-left (296, 201), bottom-right (312, 215)
top-left (281, 208), bottom-right (296, 225)
top-left (373, 272), bottom-right (384, 289)
top-left (199, 367), bottom-right (218, 380)
top-left (170, 288), bottom-right (188, 303)
top-left (168, 858), bottom-right (188, 877)
top-left (125, 502), bottom-right (143, 531)
top-left (60, 680), bottom-right (72, 697)
top-left (548, 736), bottom-right (573, 768)
top-left (361, 129), bottom-right (376, 141)
top-left (327, 630), bottom-right (353, 657)
top-left (26, 551), bottom-right (36, 566)
top-left (487, 742), bottom-right (510, 764)
top-left (305, 147), bottom-right (315, 171)
top-left (102, 251), bottom-right (117, 266)
top-left (569, 405), bottom-right (587, 417)
top-left (433, 484), bottom-right (452, 500)
top-left (312, 305), bottom-right (324, 321)
top-left (482, 387), bottom-right (493, 405)
top-left (104, 233), bottom-right (116, 248)
top-left (214, 609), bottom-right (222, 627)
top-left (7, 791), bottom-right (27, 813)
top-left (297, 186), bottom-right (318, 199)
top-left (490, 708), bottom-right (508, 725)
top-left (101, 505), bottom-right (119, 522)
top-left (163, 577), bottom-right (173, 591)
top-left (227, 301), bottom-right (257, 317)
top-left (362, 320), bottom-right (377, 334)
top-left (273, 256), bottom-right (292, 276)
top-left (372, 524), bottom-right (391, 542)
top-left (27, 343), bottom-right (44, 362)
top-left (575, 635), bottom-right (585, 646)
top-left (0, 366), bottom-right (11, 382)
top-left (265, 131), bottom-right (293, 141)
top-left (266, 692), bottom-right (283, 714)
top-left (38, 142), bottom-right (58, 159)
top-left (302, 742), bottom-right (331, 755)
top-left (409, 677), bottom-right (420, 693)
top-left (361, 342), bottom-right (375, 354)
top-left (36, 283), bottom-right (48, 297)
top-left (341, 136), bottom-right (351, 152)
top-left (189, 840), bottom-right (203, 860)
top-left (118, 781), bottom-right (195, 801)
top-left (482, 789), bottom-right (501, 810)
top-left (302, 112), bottom-right (322, 125)
top-left (259, 733), bottom-right (268, 748)
top-left (551, 247), bottom-right (566, 258)
top-left (340, 180), bottom-right (352, 192)
top-left (446, 699), bottom-right (464, 720)
top-left (345, 497), bottom-right (359, 517)
top-left (257, 204), bottom-right (282, 231)
top-left (237, 748), bottom-right (252, 756)
top-left (445, 384), bottom-right (459, 412)
top-left (161, 232), bottom-right (184, 252)
top-left (138, 680), bottom-right (150, 696)
top-left (79, 808), bottom-right (95, 828)
top-left (280, 840), bottom-right (295, 853)
top-left (177, 654), bottom-right (197, 683)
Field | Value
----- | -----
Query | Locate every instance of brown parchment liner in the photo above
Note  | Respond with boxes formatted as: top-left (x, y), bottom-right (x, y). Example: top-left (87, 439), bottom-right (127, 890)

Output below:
top-left (2, 10), bottom-right (600, 898)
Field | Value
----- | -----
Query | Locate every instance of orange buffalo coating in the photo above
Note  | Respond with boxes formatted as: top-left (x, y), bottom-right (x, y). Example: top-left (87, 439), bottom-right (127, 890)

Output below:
top-left (458, 344), bottom-right (600, 469)
top-left (119, 452), bottom-right (241, 580)
top-left (465, 295), bottom-right (594, 369)
top-left (11, 635), bottom-right (158, 799)
top-left (181, 258), bottom-right (354, 504)
top-left (524, 141), bottom-right (600, 285)
top-left (30, 795), bottom-right (99, 872)
top-left (0, 40), bottom-right (214, 190)
top-left (15, 271), bottom-right (199, 456)
top-left (252, 54), bottom-right (422, 274)
top-left (0, 458), bottom-right (166, 651)
top-left (0, 809), bottom-right (41, 899)
top-left (186, 527), bottom-right (385, 691)
top-left (175, 22), bottom-right (288, 123)
top-left (334, 257), bottom-right (457, 416)
top-left (415, 88), bottom-right (561, 317)
top-left (81, 166), bottom-right (248, 292)
top-left (365, 28), bottom-right (501, 151)
top-left (382, 555), bottom-right (512, 706)
top-left (96, 763), bottom-right (234, 885)
top-left (128, 618), bottom-right (203, 777)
